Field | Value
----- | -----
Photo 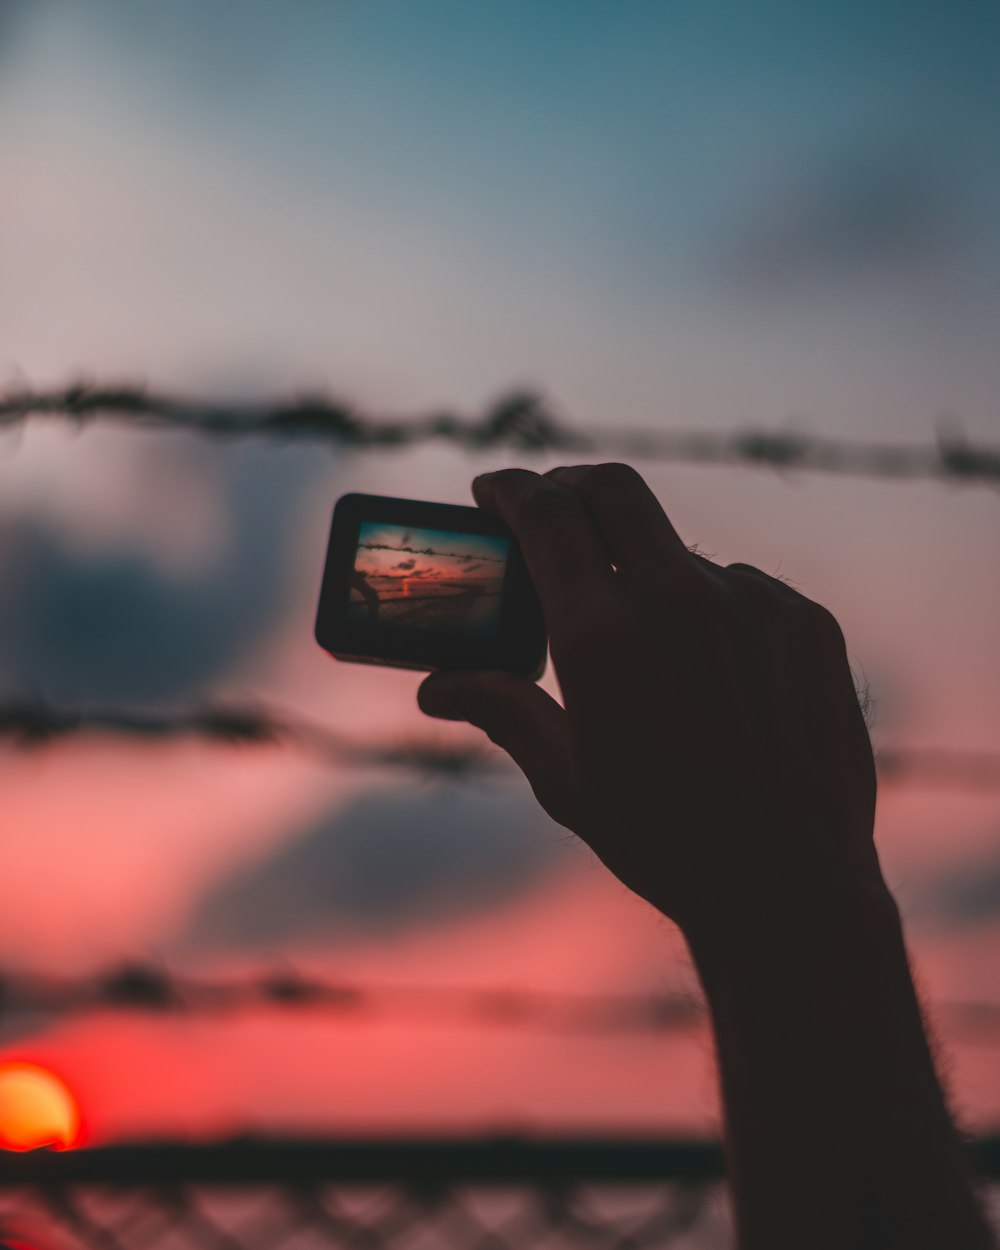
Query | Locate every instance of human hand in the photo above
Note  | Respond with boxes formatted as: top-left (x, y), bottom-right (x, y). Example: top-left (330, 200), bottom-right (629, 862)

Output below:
top-left (418, 465), bottom-right (882, 941)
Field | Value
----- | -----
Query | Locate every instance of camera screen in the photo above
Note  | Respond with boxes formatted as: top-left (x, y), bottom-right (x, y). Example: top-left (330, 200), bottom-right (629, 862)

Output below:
top-left (349, 522), bottom-right (510, 636)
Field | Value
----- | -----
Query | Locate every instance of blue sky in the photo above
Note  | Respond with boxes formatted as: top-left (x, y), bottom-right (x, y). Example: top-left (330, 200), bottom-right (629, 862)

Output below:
top-left (37, 2), bottom-right (1000, 283)
top-left (2, 0), bottom-right (998, 434)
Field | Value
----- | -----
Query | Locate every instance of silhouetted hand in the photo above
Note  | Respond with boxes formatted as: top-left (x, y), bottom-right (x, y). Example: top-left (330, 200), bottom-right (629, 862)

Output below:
top-left (418, 463), bottom-right (881, 941)
top-left (419, 465), bottom-right (997, 1249)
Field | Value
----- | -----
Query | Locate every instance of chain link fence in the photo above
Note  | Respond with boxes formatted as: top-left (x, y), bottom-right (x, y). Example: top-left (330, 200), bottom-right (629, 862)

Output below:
top-left (0, 1138), bottom-right (732, 1250)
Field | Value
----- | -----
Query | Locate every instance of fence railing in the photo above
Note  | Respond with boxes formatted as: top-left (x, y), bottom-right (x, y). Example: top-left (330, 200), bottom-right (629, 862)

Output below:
top-left (0, 1137), bottom-right (728, 1250)
top-left (1, 1136), bottom-right (998, 1250)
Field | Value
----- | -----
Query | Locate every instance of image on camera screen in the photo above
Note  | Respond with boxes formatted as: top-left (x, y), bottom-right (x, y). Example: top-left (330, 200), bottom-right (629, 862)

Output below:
top-left (349, 522), bottom-right (510, 636)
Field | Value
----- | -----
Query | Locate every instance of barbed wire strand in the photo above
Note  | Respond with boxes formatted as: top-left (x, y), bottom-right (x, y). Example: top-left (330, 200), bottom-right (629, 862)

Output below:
top-left (1, 699), bottom-right (999, 787)
top-left (3, 384), bottom-right (999, 487)
top-left (2, 962), bottom-right (1000, 1042)
top-left (0, 700), bottom-right (503, 778)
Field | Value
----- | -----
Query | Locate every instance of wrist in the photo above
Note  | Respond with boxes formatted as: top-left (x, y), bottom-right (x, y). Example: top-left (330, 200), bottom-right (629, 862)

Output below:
top-left (682, 864), bottom-right (899, 991)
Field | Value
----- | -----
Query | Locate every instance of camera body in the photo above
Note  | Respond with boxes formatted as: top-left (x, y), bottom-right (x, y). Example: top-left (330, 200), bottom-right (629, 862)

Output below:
top-left (315, 493), bottom-right (547, 677)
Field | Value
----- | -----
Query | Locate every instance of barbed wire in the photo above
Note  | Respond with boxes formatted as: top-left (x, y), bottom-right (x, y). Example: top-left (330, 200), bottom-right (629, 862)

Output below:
top-left (3, 383), bottom-right (999, 487)
top-left (0, 699), bottom-right (503, 777)
top-left (358, 542), bottom-right (507, 563)
top-left (1, 963), bottom-right (999, 1045)
top-left (1, 699), bottom-right (999, 788)
top-left (873, 748), bottom-right (1000, 788)
top-left (0, 963), bottom-right (700, 1032)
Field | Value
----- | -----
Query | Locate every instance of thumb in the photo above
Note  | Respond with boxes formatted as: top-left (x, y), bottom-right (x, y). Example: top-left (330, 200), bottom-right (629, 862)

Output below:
top-left (418, 671), bottom-right (577, 827)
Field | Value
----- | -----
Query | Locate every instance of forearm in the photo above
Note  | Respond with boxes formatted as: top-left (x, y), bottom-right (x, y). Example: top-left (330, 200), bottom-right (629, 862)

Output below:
top-left (687, 875), bottom-right (995, 1250)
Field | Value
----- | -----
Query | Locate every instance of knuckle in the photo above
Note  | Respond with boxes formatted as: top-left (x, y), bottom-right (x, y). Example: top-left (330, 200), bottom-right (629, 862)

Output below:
top-left (588, 461), bottom-right (644, 492)
top-left (545, 463), bottom-right (596, 482)
top-left (723, 563), bottom-right (780, 607)
top-left (515, 482), bottom-right (584, 531)
top-left (800, 599), bottom-right (845, 644)
top-left (484, 467), bottom-right (537, 496)
top-left (724, 563), bottom-right (806, 614)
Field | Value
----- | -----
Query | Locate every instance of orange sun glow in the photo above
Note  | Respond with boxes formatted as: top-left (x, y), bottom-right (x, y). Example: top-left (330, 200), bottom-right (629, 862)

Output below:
top-left (0, 1062), bottom-right (83, 1151)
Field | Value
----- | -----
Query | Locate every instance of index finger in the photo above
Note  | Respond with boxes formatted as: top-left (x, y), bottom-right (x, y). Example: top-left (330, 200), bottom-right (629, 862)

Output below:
top-left (545, 463), bottom-right (710, 600)
top-left (472, 469), bottom-right (619, 630)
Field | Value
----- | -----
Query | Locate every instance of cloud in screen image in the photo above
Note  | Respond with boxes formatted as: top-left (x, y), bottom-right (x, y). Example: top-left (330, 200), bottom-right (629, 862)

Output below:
top-left (350, 523), bottom-right (509, 635)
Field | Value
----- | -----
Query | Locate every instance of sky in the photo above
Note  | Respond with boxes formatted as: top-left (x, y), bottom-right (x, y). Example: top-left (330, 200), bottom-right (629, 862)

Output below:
top-left (354, 524), bottom-right (508, 587)
top-left (0, 1), bottom-right (999, 1141)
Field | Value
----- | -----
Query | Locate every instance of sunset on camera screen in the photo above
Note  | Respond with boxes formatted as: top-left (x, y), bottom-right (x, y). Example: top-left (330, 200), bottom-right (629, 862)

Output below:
top-left (350, 523), bottom-right (509, 633)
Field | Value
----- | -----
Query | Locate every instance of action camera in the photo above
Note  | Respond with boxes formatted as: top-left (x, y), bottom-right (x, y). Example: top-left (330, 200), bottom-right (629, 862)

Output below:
top-left (315, 493), bottom-right (547, 677)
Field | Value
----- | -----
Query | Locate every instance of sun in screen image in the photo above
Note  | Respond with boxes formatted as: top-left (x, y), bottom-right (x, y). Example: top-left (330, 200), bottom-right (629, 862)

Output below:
top-left (350, 523), bottom-right (509, 635)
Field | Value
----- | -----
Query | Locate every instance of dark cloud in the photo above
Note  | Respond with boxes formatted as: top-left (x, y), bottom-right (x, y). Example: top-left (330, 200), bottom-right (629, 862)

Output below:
top-left (0, 438), bottom-right (323, 704)
top-left (393, 559), bottom-right (416, 571)
top-left (913, 846), bottom-right (1000, 931)
top-left (719, 150), bottom-right (963, 295)
top-left (182, 779), bottom-right (568, 951)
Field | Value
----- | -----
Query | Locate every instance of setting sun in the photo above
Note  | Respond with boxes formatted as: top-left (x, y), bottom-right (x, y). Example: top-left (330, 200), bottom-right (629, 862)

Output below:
top-left (0, 1062), bottom-right (82, 1151)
